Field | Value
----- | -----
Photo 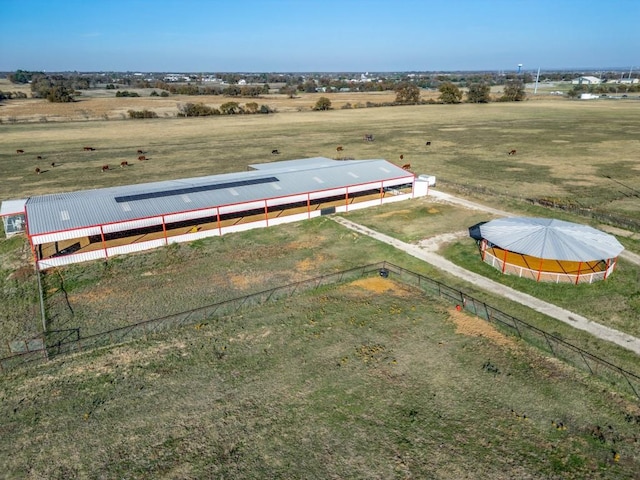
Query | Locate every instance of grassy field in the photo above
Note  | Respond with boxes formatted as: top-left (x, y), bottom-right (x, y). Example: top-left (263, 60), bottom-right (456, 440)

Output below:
top-left (1, 96), bottom-right (640, 478)
top-left (1, 276), bottom-right (639, 479)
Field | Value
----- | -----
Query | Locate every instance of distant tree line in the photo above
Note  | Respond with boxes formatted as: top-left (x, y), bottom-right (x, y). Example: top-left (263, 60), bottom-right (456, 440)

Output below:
top-left (177, 102), bottom-right (274, 117)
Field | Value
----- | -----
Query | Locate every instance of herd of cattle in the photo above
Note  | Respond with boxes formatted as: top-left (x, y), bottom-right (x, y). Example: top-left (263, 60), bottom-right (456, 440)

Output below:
top-left (15, 139), bottom-right (518, 176)
top-left (15, 147), bottom-right (150, 175)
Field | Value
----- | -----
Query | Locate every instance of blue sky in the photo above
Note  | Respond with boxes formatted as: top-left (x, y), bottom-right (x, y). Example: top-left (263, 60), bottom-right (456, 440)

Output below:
top-left (0, 0), bottom-right (638, 72)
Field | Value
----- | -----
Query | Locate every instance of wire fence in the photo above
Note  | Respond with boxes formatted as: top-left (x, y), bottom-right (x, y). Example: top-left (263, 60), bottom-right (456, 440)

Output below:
top-left (381, 262), bottom-right (640, 401)
top-left (2, 261), bottom-right (639, 401)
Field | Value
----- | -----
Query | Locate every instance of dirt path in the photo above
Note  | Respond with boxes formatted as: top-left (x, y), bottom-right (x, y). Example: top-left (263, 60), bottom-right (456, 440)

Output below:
top-left (332, 207), bottom-right (640, 356)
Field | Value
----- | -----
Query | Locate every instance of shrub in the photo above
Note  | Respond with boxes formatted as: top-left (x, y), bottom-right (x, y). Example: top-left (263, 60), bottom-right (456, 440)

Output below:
top-left (128, 109), bottom-right (159, 119)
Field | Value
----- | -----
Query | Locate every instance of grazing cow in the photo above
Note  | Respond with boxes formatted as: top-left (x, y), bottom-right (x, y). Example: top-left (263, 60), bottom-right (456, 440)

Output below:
top-left (36, 155), bottom-right (43, 160)
top-left (35, 167), bottom-right (41, 174)
top-left (101, 164), bottom-right (109, 172)
top-left (271, 149), bottom-right (280, 155)
top-left (364, 134), bottom-right (374, 142)
top-left (50, 162), bottom-right (56, 168)
top-left (84, 146), bottom-right (96, 151)
top-left (138, 155), bottom-right (146, 161)
top-left (401, 163), bottom-right (411, 170)
top-left (425, 141), bottom-right (431, 146)
top-left (120, 161), bottom-right (129, 168)
top-left (137, 149), bottom-right (145, 154)
top-left (336, 146), bottom-right (344, 152)
top-left (508, 149), bottom-right (517, 155)
top-left (16, 149), bottom-right (24, 154)
top-left (400, 154), bottom-right (404, 161)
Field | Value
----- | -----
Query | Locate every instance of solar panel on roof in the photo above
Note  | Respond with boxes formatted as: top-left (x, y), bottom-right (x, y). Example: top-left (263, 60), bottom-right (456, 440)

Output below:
top-left (114, 176), bottom-right (279, 203)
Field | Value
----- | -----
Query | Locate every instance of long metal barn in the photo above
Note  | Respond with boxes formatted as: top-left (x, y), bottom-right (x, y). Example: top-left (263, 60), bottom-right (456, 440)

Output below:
top-left (1, 158), bottom-right (432, 270)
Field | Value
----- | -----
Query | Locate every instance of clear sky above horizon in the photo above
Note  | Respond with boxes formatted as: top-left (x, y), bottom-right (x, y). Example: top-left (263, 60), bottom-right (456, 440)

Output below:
top-left (1, 0), bottom-right (638, 73)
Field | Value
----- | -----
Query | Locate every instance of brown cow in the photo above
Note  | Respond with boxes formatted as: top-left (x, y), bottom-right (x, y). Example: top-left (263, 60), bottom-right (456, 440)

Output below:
top-left (136, 149), bottom-right (145, 154)
top-left (16, 149), bottom-right (24, 154)
top-left (35, 167), bottom-right (41, 174)
top-left (138, 155), bottom-right (146, 161)
top-left (36, 155), bottom-right (43, 160)
top-left (400, 154), bottom-right (404, 161)
top-left (120, 161), bottom-right (129, 168)
top-left (336, 146), bottom-right (344, 152)
top-left (101, 164), bottom-right (109, 172)
top-left (401, 163), bottom-right (411, 170)
top-left (363, 134), bottom-right (374, 142)
top-left (50, 162), bottom-right (56, 168)
top-left (271, 149), bottom-right (280, 155)
top-left (84, 146), bottom-right (96, 151)
top-left (508, 149), bottom-right (517, 155)
top-left (425, 141), bottom-right (431, 146)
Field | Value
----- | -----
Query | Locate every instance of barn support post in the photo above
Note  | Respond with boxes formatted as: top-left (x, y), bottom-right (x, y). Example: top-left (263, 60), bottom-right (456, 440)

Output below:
top-left (480, 240), bottom-right (487, 261)
top-left (263, 200), bottom-right (269, 226)
top-left (100, 225), bottom-right (108, 260)
top-left (379, 182), bottom-right (384, 205)
top-left (501, 249), bottom-right (508, 273)
top-left (345, 187), bottom-right (349, 212)
top-left (306, 194), bottom-right (311, 219)
top-left (216, 207), bottom-right (222, 236)
top-left (161, 215), bottom-right (168, 245)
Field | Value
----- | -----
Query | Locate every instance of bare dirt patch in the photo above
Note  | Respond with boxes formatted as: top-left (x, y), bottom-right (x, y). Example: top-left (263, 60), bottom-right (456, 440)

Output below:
top-left (347, 277), bottom-right (413, 297)
top-left (448, 308), bottom-right (516, 348)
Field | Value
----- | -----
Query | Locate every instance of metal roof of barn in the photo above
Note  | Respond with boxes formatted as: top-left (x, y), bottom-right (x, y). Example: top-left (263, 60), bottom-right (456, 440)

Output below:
top-left (25, 158), bottom-right (412, 236)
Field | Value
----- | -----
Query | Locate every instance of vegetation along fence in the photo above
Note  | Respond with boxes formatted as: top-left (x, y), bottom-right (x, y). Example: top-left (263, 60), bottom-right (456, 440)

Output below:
top-left (2, 261), bottom-right (639, 401)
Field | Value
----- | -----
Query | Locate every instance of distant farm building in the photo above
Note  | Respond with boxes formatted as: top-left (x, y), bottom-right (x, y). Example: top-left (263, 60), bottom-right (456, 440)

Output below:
top-left (2, 158), bottom-right (434, 270)
top-left (469, 217), bottom-right (624, 283)
top-left (571, 76), bottom-right (602, 85)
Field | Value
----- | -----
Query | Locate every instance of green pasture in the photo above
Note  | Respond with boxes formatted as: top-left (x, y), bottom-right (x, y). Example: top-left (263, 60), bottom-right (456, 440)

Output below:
top-left (1, 277), bottom-right (639, 479)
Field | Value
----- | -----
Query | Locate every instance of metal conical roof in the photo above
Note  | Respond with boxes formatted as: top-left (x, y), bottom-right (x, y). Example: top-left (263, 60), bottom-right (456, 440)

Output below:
top-left (479, 217), bottom-right (624, 261)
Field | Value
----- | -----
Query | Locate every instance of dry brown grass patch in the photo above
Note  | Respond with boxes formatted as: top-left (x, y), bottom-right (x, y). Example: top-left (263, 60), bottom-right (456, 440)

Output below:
top-left (346, 277), bottom-right (414, 297)
top-left (448, 308), bottom-right (516, 348)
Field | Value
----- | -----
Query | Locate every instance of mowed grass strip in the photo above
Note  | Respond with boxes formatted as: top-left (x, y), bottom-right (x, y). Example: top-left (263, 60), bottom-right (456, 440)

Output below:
top-left (2, 276), bottom-right (639, 479)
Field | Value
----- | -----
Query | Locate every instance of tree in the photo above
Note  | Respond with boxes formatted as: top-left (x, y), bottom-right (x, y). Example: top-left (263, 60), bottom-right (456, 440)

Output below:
top-left (220, 101), bottom-right (242, 114)
top-left (46, 85), bottom-right (75, 103)
top-left (244, 102), bottom-right (259, 114)
top-left (313, 97), bottom-right (332, 111)
top-left (394, 82), bottom-right (420, 104)
top-left (466, 83), bottom-right (491, 103)
top-left (500, 81), bottom-right (526, 101)
top-left (438, 82), bottom-right (463, 104)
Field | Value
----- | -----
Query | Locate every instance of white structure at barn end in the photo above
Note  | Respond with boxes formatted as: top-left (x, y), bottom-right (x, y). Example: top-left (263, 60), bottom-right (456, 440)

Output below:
top-left (0, 198), bottom-right (27, 238)
top-left (1, 157), bottom-right (435, 270)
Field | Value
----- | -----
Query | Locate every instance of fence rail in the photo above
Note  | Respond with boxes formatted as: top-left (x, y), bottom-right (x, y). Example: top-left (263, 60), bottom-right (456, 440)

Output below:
top-left (2, 261), bottom-right (639, 401)
top-left (381, 262), bottom-right (640, 401)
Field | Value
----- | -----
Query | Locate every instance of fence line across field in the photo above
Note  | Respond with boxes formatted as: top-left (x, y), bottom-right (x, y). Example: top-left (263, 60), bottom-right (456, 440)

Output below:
top-left (2, 261), bottom-right (639, 401)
